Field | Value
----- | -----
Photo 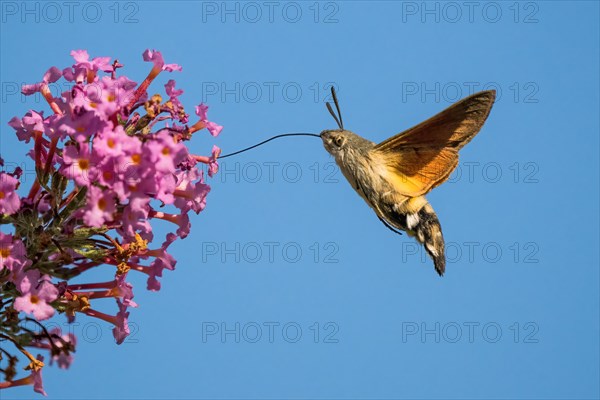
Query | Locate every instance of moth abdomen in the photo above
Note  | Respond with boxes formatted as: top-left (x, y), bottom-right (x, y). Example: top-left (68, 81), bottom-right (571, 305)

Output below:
top-left (412, 203), bottom-right (446, 276)
top-left (387, 202), bottom-right (446, 276)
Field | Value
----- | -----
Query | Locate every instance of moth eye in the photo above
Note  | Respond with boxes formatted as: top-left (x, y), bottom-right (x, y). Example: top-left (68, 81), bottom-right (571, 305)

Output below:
top-left (334, 136), bottom-right (344, 147)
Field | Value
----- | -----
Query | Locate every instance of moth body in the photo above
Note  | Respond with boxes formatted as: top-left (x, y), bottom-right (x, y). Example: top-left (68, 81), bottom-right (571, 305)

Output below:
top-left (319, 89), bottom-right (496, 276)
top-left (321, 129), bottom-right (446, 274)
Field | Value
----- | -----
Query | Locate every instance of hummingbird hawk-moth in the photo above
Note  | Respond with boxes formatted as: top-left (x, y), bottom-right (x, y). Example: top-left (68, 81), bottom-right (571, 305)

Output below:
top-left (319, 88), bottom-right (496, 276)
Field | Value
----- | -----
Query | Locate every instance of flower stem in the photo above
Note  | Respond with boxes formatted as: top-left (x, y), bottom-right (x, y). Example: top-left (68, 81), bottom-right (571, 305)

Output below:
top-left (0, 374), bottom-right (34, 390)
top-left (126, 66), bottom-right (161, 111)
top-left (40, 84), bottom-right (62, 115)
top-left (43, 137), bottom-right (59, 176)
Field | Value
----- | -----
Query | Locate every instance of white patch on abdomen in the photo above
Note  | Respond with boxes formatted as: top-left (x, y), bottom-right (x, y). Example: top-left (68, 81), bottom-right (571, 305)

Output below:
top-left (406, 213), bottom-right (420, 229)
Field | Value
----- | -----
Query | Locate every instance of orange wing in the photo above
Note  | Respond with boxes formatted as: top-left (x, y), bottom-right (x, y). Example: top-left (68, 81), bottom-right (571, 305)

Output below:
top-left (374, 90), bottom-right (496, 197)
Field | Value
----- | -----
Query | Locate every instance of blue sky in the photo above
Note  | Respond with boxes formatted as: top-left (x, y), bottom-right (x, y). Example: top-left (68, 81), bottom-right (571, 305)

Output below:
top-left (1, 1), bottom-right (598, 399)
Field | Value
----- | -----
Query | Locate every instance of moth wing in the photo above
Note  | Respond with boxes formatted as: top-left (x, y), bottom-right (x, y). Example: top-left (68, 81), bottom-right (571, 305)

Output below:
top-left (373, 90), bottom-right (496, 197)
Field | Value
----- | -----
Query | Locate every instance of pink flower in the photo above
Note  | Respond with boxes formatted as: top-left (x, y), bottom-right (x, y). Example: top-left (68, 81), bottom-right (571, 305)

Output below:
top-left (58, 109), bottom-right (106, 143)
top-left (113, 274), bottom-right (137, 308)
top-left (195, 103), bottom-right (223, 137)
top-left (165, 80), bottom-right (183, 98)
top-left (165, 80), bottom-right (187, 123)
top-left (8, 110), bottom-right (45, 143)
top-left (175, 213), bottom-right (191, 238)
top-left (71, 50), bottom-right (111, 71)
top-left (0, 173), bottom-right (20, 215)
top-left (14, 279), bottom-right (59, 321)
top-left (38, 113), bottom-right (64, 141)
top-left (112, 300), bottom-right (130, 344)
top-left (48, 328), bottom-right (77, 369)
top-left (154, 173), bottom-right (177, 205)
top-left (32, 355), bottom-right (47, 396)
top-left (146, 233), bottom-right (177, 268)
top-left (1, 50), bottom-right (223, 391)
top-left (150, 210), bottom-right (190, 238)
top-left (83, 185), bottom-right (116, 227)
top-left (145, 131), bottom-right (188, 174)
top-left (62, 50), bottom-right (111, 82)
top-left (174, 168), bottom-right (210, 214)
top-left (0, 232), bottom-right (28, 273)
top-left (95, 158), bottom-right (119, 189)
top-left (142, 49), bottom-right (182, 72)
top-left (147, 275), bottom-right (161, 291)
top-left (93, 125), bottom-right (129, 158)
top-left (37, 193), bottom-right (53, 214)
top-left (61, 142), bottom-right (98, 186)
top-left (144, 233), bottom-right (177, 291)
top-left (208, 145), bottom-right (221, 177)
top-left (84, 76), bottom-right (137, 119)
top-left (21, 67), bottom-right (62, 96)
top-left (118, 196), bottom-right (153, 242)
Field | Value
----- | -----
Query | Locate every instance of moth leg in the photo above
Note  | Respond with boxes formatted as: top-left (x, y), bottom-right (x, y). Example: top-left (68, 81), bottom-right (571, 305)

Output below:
top-left (355, 178), bottom-right (404, 236)
top-left (378, 216), bottom-right (403, 236)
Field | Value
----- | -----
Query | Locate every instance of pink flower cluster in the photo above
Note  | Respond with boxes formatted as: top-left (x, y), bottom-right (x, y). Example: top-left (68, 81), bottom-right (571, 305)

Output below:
top-left (0, 50), bottom-right (222, 395)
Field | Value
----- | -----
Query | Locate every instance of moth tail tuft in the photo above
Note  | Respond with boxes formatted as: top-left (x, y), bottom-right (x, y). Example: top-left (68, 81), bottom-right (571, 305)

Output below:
top-left (412, 204), bottom-right (446, 276)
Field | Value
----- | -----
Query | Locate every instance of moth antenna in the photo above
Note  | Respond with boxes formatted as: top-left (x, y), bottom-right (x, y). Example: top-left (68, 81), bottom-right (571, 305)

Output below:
top-left (326, 101), bottom-right (342, 129)
top-left (330, 86), bottom-right (344, 129)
